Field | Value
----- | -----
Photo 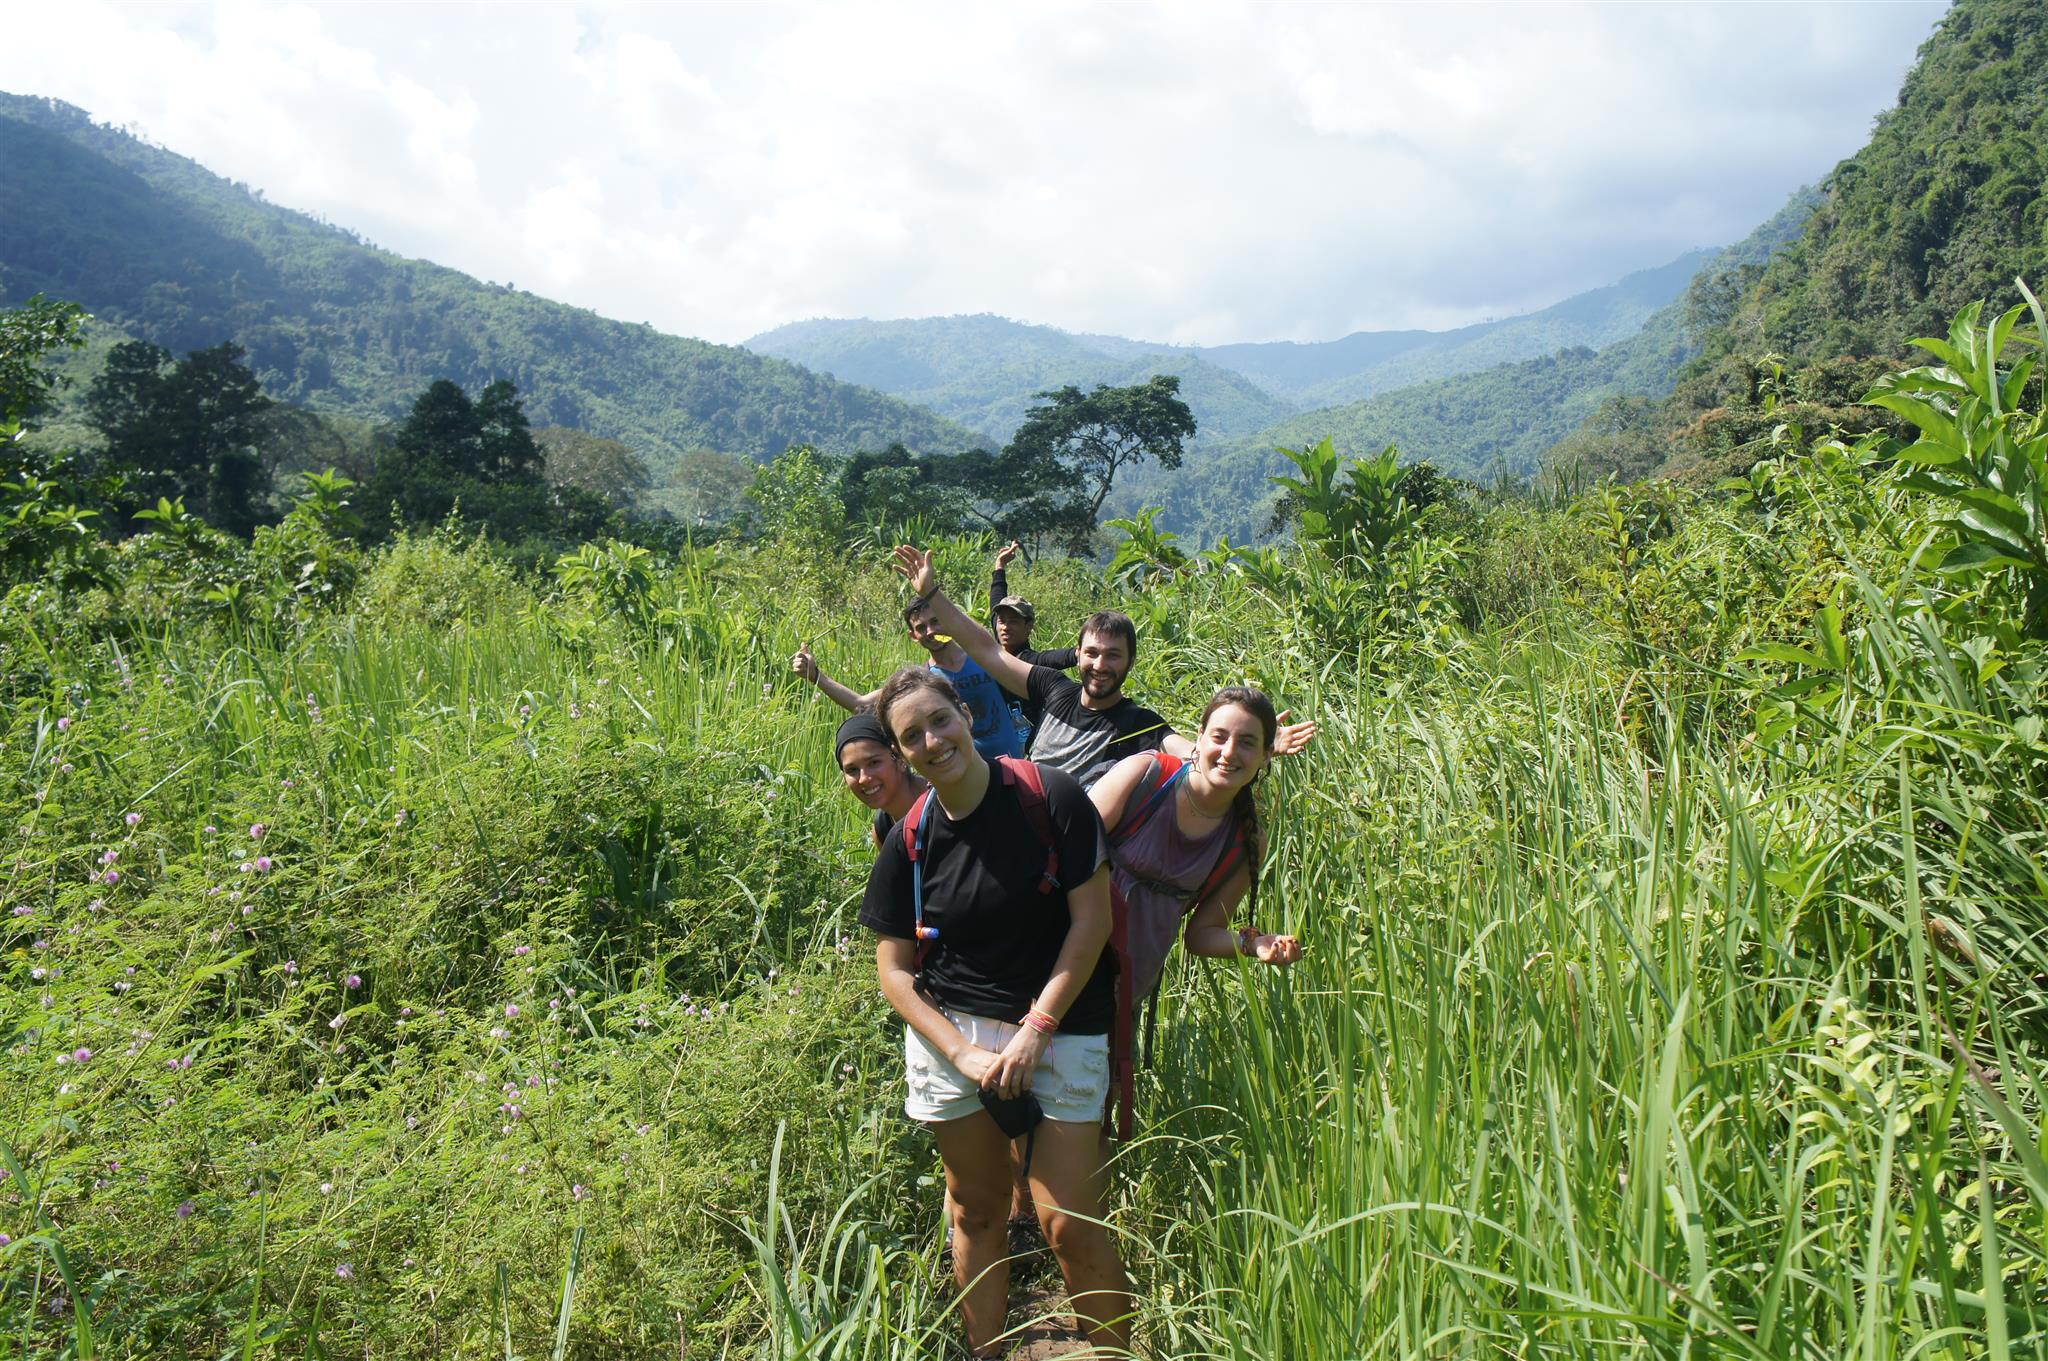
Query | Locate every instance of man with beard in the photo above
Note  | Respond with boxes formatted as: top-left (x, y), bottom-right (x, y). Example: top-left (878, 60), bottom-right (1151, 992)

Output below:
top-left (894, 544), bottom-right (1315, 786)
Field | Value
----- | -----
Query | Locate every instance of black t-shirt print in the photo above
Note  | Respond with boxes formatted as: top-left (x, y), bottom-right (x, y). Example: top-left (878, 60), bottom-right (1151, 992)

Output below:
top-left (861, 762), bottom-right (1117, 1035)
top-left (1024, 665), bottom-right (1173, 788)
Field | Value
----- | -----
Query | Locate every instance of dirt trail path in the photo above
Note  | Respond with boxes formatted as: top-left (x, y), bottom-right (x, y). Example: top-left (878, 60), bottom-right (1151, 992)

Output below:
top-left (1001, 1282), bottom-right (1087, 1359)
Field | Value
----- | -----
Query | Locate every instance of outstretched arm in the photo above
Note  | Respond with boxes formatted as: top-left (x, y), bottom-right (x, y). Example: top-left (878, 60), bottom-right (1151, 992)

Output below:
top-left (1272, 710), bottom-right (1318, 758)
top-left (790, 643), bottom-right (879, 715)
top-left (1183, 867), bottom-right (1302, 966)
top-left (893, 545), bottom-right (1036, 700)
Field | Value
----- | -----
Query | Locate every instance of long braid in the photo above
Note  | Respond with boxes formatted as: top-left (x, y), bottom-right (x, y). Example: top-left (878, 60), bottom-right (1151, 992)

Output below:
top-left (1231, 780), bottom-right (1263, 928)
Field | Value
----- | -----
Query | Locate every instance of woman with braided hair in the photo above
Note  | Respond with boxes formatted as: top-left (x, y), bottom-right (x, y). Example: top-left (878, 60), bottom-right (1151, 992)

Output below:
top-left (1088, 685), bottom-right (1302, 1132)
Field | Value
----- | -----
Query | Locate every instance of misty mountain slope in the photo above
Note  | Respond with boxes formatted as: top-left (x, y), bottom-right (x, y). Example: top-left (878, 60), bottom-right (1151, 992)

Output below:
top-left (0, 92), bottom-right (978, 470)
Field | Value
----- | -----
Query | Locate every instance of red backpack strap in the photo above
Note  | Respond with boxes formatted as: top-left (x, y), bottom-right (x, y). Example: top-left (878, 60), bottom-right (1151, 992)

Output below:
top-left (997, 756), bottom-right (1061, 894)
top-left (1108, 880), bottom-right (1136, 1141)
top-left (1107, 752), bottom-right (1184, 849)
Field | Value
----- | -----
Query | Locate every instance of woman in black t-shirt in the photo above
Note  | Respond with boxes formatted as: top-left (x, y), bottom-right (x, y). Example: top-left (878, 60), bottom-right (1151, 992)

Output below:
top-left (859, 667), bottom-right (1132, 1358)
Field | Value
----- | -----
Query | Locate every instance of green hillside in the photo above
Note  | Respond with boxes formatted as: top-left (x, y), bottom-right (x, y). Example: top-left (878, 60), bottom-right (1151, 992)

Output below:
top-left (0, 93), bottom-right (978, 471)
top-left (1121, 192), bottom-right (1818, 542)
top-left (1561, 0), bottom-right (2048, 486)
top-left (746, 313), bottom-right (1297, 445)
top-left (1204, 250), bottom-right (1713, 406)
top-left (1715, 0), bottom-right (2048, 361)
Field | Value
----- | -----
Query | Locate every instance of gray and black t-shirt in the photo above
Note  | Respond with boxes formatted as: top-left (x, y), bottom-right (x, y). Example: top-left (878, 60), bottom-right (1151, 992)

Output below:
top-left (1025, 665), bottom-right (1173, 788)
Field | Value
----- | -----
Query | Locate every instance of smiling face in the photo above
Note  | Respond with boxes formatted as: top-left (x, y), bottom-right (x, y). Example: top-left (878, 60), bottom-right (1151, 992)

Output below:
top-left (1076, 628), bottom-right (1133, 702)
top-left (994, 608), bottom-right (1033, 653)
top-left (1194, 702), bottom-right (1271, 794)
top-left (884, 687), bottom-right (977, 787)
top-left (838, 738), bottom-right (910, 812)
top-left (904, 602), bottom-right (944, 655)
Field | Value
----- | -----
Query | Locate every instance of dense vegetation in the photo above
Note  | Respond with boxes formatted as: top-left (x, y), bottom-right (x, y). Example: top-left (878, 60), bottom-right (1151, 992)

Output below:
top-left (0, 94), bottom-right (977, 475)
top-left (3, 284), bottom-right (2044, 1356)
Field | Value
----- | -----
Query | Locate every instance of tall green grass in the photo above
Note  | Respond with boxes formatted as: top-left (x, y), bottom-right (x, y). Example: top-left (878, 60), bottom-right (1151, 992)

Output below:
top-left (2, 414), bottom-right (2043, 1356)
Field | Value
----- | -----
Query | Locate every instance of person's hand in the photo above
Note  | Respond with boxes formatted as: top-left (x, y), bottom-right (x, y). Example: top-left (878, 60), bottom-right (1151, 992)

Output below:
top-left (1254, 933), bottom-right (1304, 966)
top-left (791, 643), bottom-right (819, 683)
top-left (952, 1044), bottom-right (1001, 1088)
top-left (985, 1025), bottom-right (1049, 1098)
top-left (996, 540), bottom-right (1021, 570)
top-left (892, 544), bottom-right (940, 599)
top-left (1272, 710), bottom-right (1318, 758)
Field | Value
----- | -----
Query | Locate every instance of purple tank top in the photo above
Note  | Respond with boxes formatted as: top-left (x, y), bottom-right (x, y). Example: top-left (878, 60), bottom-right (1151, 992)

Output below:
top-left (1110, 762), bottom-right (1238, 998)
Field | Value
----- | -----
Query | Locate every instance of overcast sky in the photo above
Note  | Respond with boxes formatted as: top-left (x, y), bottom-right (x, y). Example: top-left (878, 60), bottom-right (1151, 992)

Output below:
top-left (17, 1), bottom-right (1947, 347)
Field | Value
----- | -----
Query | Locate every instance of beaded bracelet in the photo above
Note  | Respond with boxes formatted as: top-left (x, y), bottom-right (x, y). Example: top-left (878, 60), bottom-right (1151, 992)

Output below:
top-left (1236, 927), bottom-right (1261, 957)
top-left (1022, 1006), bottom-right (1060, 1035)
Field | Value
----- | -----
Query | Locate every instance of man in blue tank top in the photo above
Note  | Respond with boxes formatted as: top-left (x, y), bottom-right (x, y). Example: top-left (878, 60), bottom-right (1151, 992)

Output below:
top-left (791, 597), bottom-right (1024, 761)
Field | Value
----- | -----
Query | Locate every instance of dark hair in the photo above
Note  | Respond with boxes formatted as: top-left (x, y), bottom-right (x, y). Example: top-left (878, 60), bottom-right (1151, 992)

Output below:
top-left (874, 666), bottom-right (970, 748)
top-left (902, 595), bottom-right (934, 627)
top-left (1077, 609), bottom-right (1138, 658)
top-left (1198, 686), bottom-right (1278, 925)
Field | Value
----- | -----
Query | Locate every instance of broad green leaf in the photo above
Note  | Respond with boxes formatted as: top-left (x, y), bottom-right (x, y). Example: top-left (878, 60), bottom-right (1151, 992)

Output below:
top-left (1735, 642), bottom-right (1828, 669)
top-left (1813, 604), bottom-right (1848, 671)
top-left (1866, 393), bottom-right (1959, 451)
top-left (1938, 540), bottom-right (2033, 574)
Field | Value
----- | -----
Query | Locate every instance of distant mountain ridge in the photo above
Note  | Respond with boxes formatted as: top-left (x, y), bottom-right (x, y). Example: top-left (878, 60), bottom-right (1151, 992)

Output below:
top-left (745, 249), bottom-right (1712, 451)
top-left (0, 92), bottom-right (978, 471)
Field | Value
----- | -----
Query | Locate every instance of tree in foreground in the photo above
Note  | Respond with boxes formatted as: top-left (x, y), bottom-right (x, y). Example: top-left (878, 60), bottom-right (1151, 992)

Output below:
top-left (85, 339), bottom-right (274, 536)
top-left (364, 378), bottom-right (612, 551)
top-left (1006, 374), bottom-right (1197, 528)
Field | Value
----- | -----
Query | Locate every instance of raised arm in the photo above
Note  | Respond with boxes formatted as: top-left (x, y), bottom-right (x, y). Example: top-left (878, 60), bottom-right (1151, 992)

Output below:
top-left (989, 540), bottom-right (1019, 620)
top-left (790, 643), bottom-right (879, 715)
top-left (892, 545), bottom-right (1036, 700)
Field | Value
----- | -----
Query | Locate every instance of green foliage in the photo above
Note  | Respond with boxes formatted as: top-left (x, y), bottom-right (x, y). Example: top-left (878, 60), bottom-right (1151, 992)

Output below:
top-left (1007, 374), bottom-right (1197, 530)
top-left (533, 426), bottom-right (652, 513)
top-left (1867, 293), bottom-right (2048, 634)
top-left (363, 377), bottom-right (615, 559)
top-left (84, 339), bottom-right (274, 536)
top-left (0, 293), bottom-right (86, 423)
top-left (0, 94), bottom-right (979, 480)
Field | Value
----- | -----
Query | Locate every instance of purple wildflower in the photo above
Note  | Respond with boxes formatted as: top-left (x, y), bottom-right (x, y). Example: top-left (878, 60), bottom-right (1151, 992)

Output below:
top-left (102, 869), bottom-right (120, 885)
top-left (125, 812), bottom-right (142, 827)
top-left (249, 823), bottom-right (266, 840)
top-left (513, 944), bottom-right (530, 956)
top-left (56, 716), bottom-right (71, 731)
top-left (101, 850), bottom-right (118, 865)
top-left (345, 974), bottom-right (361, 989)
top-left (335, 1263), bottom-right (354, 1281)
top-left (253, 856), bottom-right (273, 873)
top-left (176, 1199), bottom-right (196, 1219)
top-left (72, 1047), bottom-right (92, 1063)
top-left (504, 1004), bottom-right (519, 1019)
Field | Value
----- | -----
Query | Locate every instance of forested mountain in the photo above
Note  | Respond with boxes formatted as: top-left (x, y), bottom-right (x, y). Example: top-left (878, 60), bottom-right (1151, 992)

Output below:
top-left (747, 250), bottom-right (1709, 450)
top-left (745, 313), bottom-right (1294, 446)
top-left (1197, 250), bottom-right (1714, 406)
top-left (1553, 0), bottom-right (2048, 486)
top-left (1112, 191), bottom-right (1819, 541)
top-left (0, 92), bottom-right (978, 472)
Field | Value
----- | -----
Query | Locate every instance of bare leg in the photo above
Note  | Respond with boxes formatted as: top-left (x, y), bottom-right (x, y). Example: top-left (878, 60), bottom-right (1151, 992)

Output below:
top-left (1028, 1119), bottom-right (1134, 1356)
top-left (933, 1112), bottom-right (1016, 1355)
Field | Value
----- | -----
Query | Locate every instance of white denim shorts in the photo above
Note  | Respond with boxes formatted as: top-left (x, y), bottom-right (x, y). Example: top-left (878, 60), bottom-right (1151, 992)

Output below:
top-left (903, 1011), bottom-right (1110, 1125)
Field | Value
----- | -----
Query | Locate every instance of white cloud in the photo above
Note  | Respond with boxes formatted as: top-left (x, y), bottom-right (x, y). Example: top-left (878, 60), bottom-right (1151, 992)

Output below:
top-left (10, 0), bottom-right (1948, 345)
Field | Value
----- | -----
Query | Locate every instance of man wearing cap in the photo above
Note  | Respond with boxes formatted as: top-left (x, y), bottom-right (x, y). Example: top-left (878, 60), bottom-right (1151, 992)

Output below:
top-left (989, 540), bottom-right (1079, 745)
